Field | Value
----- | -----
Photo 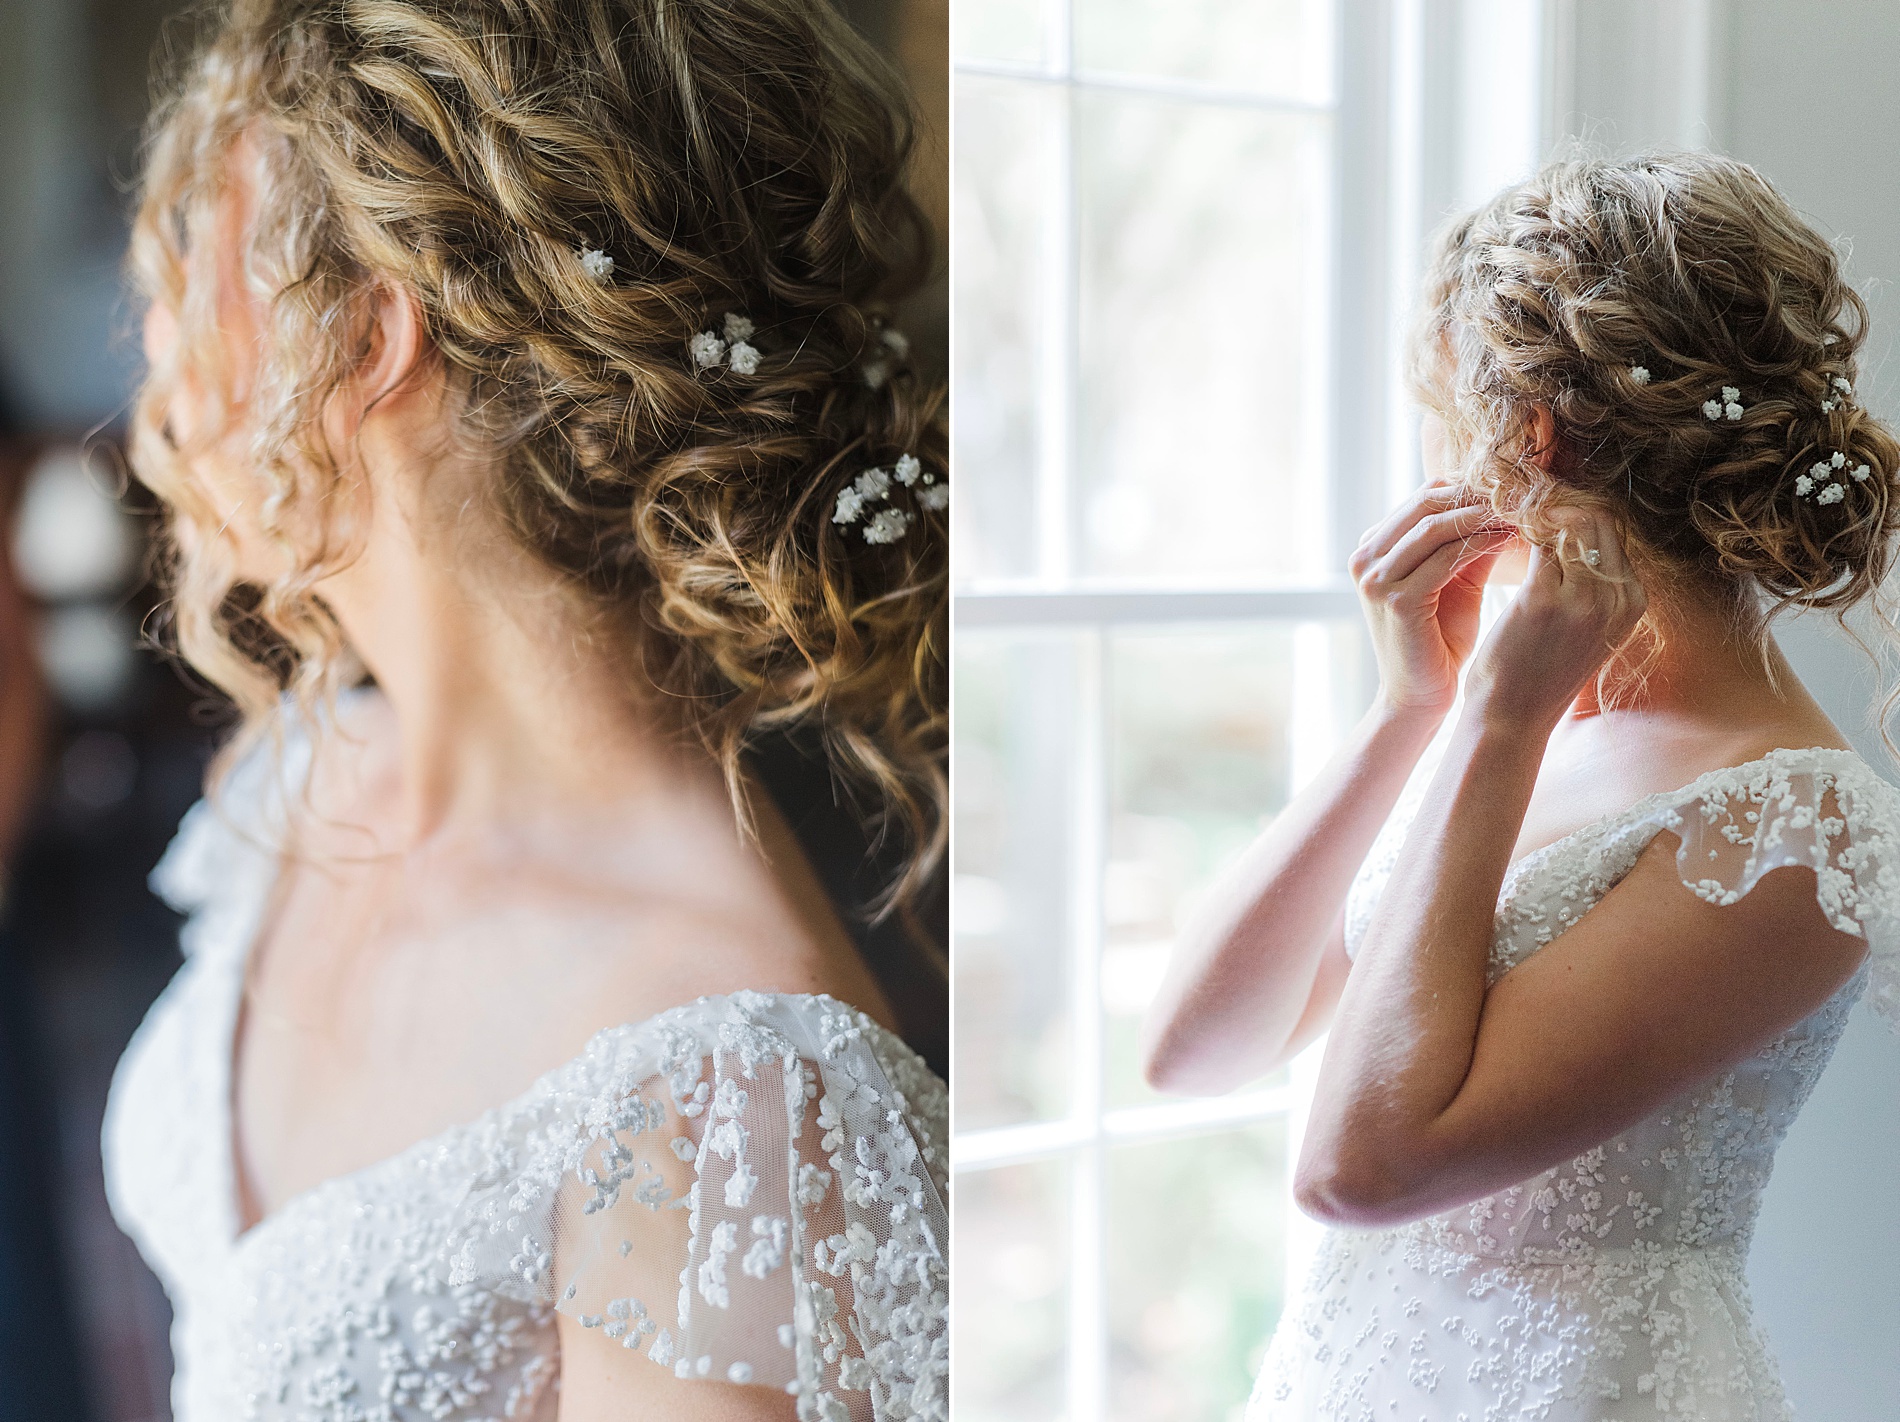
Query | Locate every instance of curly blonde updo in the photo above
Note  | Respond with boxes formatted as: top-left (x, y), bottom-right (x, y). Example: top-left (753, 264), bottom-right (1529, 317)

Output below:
top-left (129, 0), bottom-right (945, 913)
top-left (1415, 152), bottom-right (1900, 631)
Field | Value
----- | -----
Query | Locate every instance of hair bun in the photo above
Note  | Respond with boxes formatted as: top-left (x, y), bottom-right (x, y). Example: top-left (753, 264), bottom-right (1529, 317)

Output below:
top-left (1417, 151), bottom-right (1900, 621)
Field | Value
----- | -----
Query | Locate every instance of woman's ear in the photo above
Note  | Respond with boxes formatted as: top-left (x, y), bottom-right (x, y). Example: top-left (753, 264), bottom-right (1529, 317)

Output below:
top-left (359, 286), bottom-right (432, 414)
top-left (1525, 404), bottom-right (1561, 476)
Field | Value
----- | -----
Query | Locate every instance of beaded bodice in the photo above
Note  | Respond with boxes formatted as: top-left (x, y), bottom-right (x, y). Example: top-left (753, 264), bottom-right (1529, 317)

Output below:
top-left (1253, 745), bottom-right (1900, 1421)
top-left (103, 747), bottom-right (948, 1422)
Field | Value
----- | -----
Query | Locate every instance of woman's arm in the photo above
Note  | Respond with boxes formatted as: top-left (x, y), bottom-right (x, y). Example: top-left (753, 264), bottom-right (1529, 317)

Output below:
top-left (1140, 485), bottom-right (1510, 1094)
top-left (555, 1328), bottom-right (796, 1421)
top-left (1294, 512), bottom-right (1868, 1227)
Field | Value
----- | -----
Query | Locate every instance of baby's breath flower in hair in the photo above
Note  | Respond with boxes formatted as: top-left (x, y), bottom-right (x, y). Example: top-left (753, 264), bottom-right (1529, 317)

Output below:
top-left (862, 323), bottom-right (912, 389)
top-left (863, 508), bottom-right (913, 544)
top-left (690, 313), bottom-right (764, 375)
top-left (1798, 451), bottom-right (1863, 507)
top-left (830, 455), bottom-right (939, 539)
top-left (1630, 365), bottom-right (1651, 385)
top-left (720, 313), bottom-right (761, 374)
top-left (832, 485), bottom-right (868, 525)
top-left (578, 247), bottom-right (615, 283)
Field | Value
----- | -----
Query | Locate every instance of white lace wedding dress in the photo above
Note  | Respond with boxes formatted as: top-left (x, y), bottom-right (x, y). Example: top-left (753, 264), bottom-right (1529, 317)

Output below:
top-left (1250, 744), bottom-right (1900, 1422)
top-left (102, 735), bottom-right (948, 1422)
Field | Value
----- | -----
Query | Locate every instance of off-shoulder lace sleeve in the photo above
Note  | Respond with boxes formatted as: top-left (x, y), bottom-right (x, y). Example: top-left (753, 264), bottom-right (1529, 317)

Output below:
top-left (442, 993), bottom-right (948, 1422)
top-left (1634, 748), bottom-right (1900, 1022)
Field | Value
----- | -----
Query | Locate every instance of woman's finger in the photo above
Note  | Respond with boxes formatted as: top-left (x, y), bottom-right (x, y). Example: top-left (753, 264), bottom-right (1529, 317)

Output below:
top-left (1374, 526), bottom-right (1512, 611)
top-left (1375, 504), bottom-right (1507, 585)
top-left (1591, 513), bottom-right (1636, 583)
top-left (1354, 483), bottom-right (1474, 563)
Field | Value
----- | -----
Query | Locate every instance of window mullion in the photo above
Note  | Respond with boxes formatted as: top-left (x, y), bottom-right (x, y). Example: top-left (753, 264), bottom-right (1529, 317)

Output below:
top-left (1328, 0), bottom-right (1396, 576)
top-left (1036, 0), bottom-right (1077, 586)
top-left (1066, 622), bottom-right (1108, 1421)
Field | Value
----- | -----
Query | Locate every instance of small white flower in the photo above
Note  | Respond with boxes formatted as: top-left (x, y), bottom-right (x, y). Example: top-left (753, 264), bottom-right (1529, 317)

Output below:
top-left (1818, 481), bottom-right (1846, 505)
top-left (1822, 398), bottom-right (1839, 413)
top-left (579, 248), bottom-right (615, 283)
top-left (832, 487), bottom-right (867, 525)
top-left (862, 508), bottom-right (913, 545)
top-left (1721, 386), bottom-right (1740, 402)
top-left (863, 359), bottom-right (891, 390)
top-left (1852, 463), bottom-right (1873, 481)
top-left (1703, 399), bottom-right (1723, 421)
top-left (1630, 366), bottom-right (1651, 385)
top-left (1795, 473), bottom-right (1816, 496)
top-left (723, 313), bottom-right (756, 343)
top-left (854, 468), bottom-right (892, 501)
top-left (1725, 402), bottom-right (1743, 420)
top-left (727, 341), bottom-right (761, 376)
top-left (916, 483), bottom-right (949, 512)
top-left (1832, 451), bottom-right (1847, 468)
top-left (894, 454), bottom-right (922, 486)
top-left (690, 331), bottom-right (728, 369)
top-left (1812, 461), bottom-right (1833, 480)
top-left (881, 327), bottom-right (911, 358)
top-left (1834, 375), bottom-right (1853, 393)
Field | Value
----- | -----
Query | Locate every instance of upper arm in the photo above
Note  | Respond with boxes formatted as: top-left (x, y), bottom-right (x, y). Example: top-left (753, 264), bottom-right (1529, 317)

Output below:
top-left (1417, 830), bottom-right (1867, 1203)
top-left (1275, 916), bottom-right (1353, 1068)
top-left (552, 1068), bottom-right (790, 1421)
top-left (493, 1016), bottom-right (944, 1422)
top-left (557, 1322), bottom-right (798, 1422)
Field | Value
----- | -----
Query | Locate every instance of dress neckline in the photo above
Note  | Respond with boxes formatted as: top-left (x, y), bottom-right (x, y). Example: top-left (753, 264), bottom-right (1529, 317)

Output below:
top-left (219, 980), bottom-right (898, 1252)
top-left (196, 707), bottom-right (908, 1247)
top-left (1498, 743), bottom-right (1872, 892)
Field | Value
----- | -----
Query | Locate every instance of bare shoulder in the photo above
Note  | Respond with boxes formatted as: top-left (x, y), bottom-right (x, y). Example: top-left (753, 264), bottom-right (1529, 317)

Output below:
top-left (507, 862), bottom-right (897, 1071)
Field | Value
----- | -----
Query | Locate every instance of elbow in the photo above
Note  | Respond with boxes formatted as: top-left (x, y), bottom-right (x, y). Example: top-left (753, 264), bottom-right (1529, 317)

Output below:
top-left (1292, 1144), bottom-right (1433, 1230)
top-left (1138, 1023), bottom-right (1235, 1098)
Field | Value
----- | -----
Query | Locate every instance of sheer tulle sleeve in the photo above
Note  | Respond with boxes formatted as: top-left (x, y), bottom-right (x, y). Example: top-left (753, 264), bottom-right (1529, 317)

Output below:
top-left (1633, 749), bottom-right (1900, 1023)
top-left (441, 993), bottom-right (948, 1421)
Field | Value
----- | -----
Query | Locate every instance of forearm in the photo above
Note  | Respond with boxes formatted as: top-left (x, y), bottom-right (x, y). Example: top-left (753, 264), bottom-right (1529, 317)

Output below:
top-left (1296, 707), bottom-right (1548, 1215)
top-left (1140, 698), bottom-right (1445, 1093)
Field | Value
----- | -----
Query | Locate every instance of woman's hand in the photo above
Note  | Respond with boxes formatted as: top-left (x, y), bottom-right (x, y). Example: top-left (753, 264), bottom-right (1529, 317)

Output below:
top-left (1465, 507), bottom-right (1647, 730)
top-left (1349, 484), bottom-right (1513, 720)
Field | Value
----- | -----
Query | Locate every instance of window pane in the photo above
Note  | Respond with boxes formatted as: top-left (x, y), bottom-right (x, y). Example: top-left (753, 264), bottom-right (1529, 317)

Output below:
top-left (1102, 626), bottom-right (1294, 1109)
top-left (1075, 94), bottom-right (1328, 586)
top-left (1075, 0), bottom-right (1334, 103)
top-left (954, 1160), bottom-right (1070, 1422)
top-left (954, 630), bottom-right (1079, 1131)
top-left (953, 76), bottom-right (1055, 584)
top-left (1106, 1124), bottom-right (1291, 1422)
top-left (954, 0), bottom-right (1048, 66)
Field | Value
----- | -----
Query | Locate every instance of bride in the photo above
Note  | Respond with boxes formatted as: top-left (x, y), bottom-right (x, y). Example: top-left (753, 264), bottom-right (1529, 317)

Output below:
top-left (1142, 152), bottom-right (1900, 1420)
top-left (100, 2), bottom-right (946, 1419)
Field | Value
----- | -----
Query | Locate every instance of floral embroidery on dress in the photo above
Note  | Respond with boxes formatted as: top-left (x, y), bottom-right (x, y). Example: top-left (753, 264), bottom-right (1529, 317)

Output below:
top-left (103, 734), bottom-right (947, 1422)
top-left (1259, 745), bottom-right (1900, 1421)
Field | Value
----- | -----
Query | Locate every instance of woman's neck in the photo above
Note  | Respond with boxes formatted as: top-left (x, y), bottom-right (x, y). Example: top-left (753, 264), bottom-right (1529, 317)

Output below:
top-left (308, 445), bottom-right (709, 848)
top-left (1565, 585), bottom-right (1835, 746)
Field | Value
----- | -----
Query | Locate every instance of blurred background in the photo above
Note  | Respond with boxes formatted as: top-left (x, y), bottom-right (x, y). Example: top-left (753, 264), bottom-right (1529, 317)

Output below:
top-left (950, 1), bottom-right (1900, 1419)
top-left (0, 2), bottom-right (945, 1418)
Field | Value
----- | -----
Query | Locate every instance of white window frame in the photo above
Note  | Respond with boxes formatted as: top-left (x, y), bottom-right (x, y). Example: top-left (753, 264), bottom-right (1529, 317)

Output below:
top-left (950, 3), bottom-right (1545, 1415)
